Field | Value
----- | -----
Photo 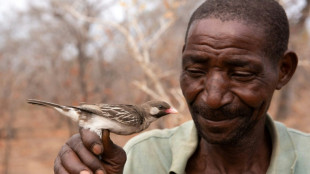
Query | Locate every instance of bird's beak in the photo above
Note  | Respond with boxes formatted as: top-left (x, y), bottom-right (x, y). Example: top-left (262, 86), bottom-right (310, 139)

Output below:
top-left (165, 107), bottom-right (178, 114)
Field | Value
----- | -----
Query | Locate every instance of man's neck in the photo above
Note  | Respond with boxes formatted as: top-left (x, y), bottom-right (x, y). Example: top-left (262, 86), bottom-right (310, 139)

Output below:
top-left (186, 120), bottom-right (272, 174)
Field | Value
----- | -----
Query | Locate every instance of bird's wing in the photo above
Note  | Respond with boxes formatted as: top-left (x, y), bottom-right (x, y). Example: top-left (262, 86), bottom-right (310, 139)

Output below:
top-left (76, 104), bottom-right (143, 126)
top-left (73, 104), bottom-right (103, 115)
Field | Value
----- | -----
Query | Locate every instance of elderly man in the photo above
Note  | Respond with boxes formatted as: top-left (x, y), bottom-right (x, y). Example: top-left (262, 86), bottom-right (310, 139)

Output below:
top-left (54, 0), bottom-right (310, 173)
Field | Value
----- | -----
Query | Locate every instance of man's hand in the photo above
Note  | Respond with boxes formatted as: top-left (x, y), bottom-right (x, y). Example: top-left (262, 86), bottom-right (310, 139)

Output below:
top-left (54, 129), bottom-right (127, 174)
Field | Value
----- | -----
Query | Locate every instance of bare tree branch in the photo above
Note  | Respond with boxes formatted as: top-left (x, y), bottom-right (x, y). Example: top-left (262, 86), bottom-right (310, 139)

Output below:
top-left (61, 2), bottom-right (181, 106)
top-left (132, 81), bottom-right (161, 99)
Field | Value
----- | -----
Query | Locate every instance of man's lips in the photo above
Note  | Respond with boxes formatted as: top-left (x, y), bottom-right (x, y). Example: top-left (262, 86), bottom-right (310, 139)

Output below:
top-left (199, 115), bottom-right (241, 127)
top-left (200, 113), bottom-right (237, 122)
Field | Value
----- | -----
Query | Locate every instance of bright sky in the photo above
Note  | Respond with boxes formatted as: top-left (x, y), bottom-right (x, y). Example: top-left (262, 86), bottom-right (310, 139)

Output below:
top-left (0, 0), bottom-right (27, 13)
top-left (0, 0), bottom-right (309, 31)
top-left (0, 0), bottom-right (28, 23)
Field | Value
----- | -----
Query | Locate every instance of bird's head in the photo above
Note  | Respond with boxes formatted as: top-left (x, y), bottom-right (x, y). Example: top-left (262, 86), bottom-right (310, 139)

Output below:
top-left (143, 100), bottom-right (178, 118)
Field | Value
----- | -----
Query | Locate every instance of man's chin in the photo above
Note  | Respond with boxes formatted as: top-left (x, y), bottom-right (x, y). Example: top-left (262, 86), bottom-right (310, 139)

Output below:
top-left (193, 115), bottom-right (254, 145)
top-left (200, 132), bottom-right (239, 145)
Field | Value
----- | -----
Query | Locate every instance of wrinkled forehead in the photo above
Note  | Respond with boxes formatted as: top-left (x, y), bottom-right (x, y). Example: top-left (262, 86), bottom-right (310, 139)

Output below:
top-left (186, 18), bottom-right (266, 50)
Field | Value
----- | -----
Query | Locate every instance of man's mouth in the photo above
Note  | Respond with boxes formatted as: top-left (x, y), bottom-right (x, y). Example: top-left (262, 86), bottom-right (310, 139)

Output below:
top-left (201, 116), bottom-right (241, 128)
top-left (200, 113), bottom-right (235, 122)
top-left (191, 103), bottom-right (254, 123)
top-left (195, 109), bottom-right (238, 122)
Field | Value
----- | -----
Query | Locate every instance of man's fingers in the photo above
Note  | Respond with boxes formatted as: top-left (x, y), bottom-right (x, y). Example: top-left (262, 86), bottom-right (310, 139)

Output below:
top-left (66, 129), bottom-right (126, 174)
top-left (67, 136), bottom-right (107, 173)
top-left (102, 130), bottom-right (112, 151)
top-left (59, 144), bottom-right (93, 174)
top-left (101, 130), bottom-right (120, 159)
top-left (100, 130), bottom-right (127, 167)
top-left (79, 128), bottom-right (116, 157)
top-left (79, 128), bottom-right (104, 155)
top-left (54, 164), bottom-right (70, 174)
top-left (54, 156), bottom-right (70, 174)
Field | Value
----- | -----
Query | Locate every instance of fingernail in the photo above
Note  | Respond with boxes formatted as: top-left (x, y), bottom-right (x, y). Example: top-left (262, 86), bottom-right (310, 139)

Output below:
top-left (92, 143), bottom-right (103, 155)
top-left (95, 169), bottom-right (105, 174)
top-left (80, 170), bottom-right (91, 174)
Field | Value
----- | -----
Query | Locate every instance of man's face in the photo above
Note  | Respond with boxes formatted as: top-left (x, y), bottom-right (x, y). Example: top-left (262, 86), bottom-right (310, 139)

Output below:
top-left (180, 18), bottom-right (279, 144)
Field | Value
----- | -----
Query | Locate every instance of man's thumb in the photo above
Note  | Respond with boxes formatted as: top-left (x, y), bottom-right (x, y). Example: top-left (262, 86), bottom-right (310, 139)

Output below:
top-left (101, 129), bottom-right (120, 158)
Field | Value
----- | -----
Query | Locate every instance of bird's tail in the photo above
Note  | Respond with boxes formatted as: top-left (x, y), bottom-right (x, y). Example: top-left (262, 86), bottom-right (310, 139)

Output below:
top-left (27, 99), bottom-right (80, 121)
top-left (27, 99), bottom-right (65, 109)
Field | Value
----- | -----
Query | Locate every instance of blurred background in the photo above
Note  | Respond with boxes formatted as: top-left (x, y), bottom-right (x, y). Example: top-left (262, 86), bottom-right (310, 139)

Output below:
top-left (0, 0), bottom-right (309, 173)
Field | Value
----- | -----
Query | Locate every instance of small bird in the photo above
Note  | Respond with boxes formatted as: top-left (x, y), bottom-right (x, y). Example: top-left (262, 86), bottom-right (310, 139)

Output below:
top-left (27, 99), bottom-right (178, 137)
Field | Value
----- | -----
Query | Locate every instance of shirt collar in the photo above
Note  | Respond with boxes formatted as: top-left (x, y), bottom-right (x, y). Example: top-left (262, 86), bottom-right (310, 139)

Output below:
top-left (168, 116), bottom-right (297, 174)
top-left (169, 120), bottom-right (198, 174)
top-left (266, 116), bottom-right (297, 174)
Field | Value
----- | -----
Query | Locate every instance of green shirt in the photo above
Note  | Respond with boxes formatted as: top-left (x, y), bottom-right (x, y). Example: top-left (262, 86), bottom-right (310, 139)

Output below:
top-left (123, 116), bottom-right (310, 174)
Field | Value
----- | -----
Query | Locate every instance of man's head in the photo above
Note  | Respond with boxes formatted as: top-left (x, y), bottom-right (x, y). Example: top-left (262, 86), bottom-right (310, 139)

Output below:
top-left (184, 0), bottom-right (289, 62)
top-left (180, 0), bottom-right (298, 145)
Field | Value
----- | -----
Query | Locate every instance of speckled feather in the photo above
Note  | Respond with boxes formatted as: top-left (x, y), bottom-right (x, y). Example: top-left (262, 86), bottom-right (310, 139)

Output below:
top-left (73, 104), bottom-right (143, 126)
top-left (27, 99), bottom-right (177, 137)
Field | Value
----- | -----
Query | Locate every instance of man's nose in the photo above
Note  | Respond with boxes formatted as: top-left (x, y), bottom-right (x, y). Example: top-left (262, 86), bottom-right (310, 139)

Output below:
top-left (202, 72), bottom-right (233, 109)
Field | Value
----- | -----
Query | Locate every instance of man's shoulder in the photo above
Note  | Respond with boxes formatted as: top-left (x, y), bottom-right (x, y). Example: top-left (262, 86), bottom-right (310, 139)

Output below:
top-left (124, 120), bottom-right (194, 152)
top-left (123, 120), bottom-right (196, 174)
top-left (286, 126), bottom-right (310, 152)
top-left (274, 121), bottom-right (310, 143)
top-left (286, 127), bottom-right (310, 171)
top-left (286, 127), bottom-right (310, 139)
top-left (273, 121), bottom-right (310, 172)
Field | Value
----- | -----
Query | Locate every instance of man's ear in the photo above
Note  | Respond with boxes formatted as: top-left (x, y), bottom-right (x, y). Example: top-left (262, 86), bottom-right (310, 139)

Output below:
top-left (276, 50), bottom-right (298, 90)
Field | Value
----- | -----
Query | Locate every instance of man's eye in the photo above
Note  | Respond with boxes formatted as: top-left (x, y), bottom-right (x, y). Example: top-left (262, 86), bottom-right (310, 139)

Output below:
top-left (185, 69), bottom-right (205, 77)
top-left (231, 72), bottom-right (255, 81)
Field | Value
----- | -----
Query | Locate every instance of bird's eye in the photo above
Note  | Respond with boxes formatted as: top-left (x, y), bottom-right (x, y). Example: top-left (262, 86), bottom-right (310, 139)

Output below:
top-left (158, 105), bottom-right (164, 109)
